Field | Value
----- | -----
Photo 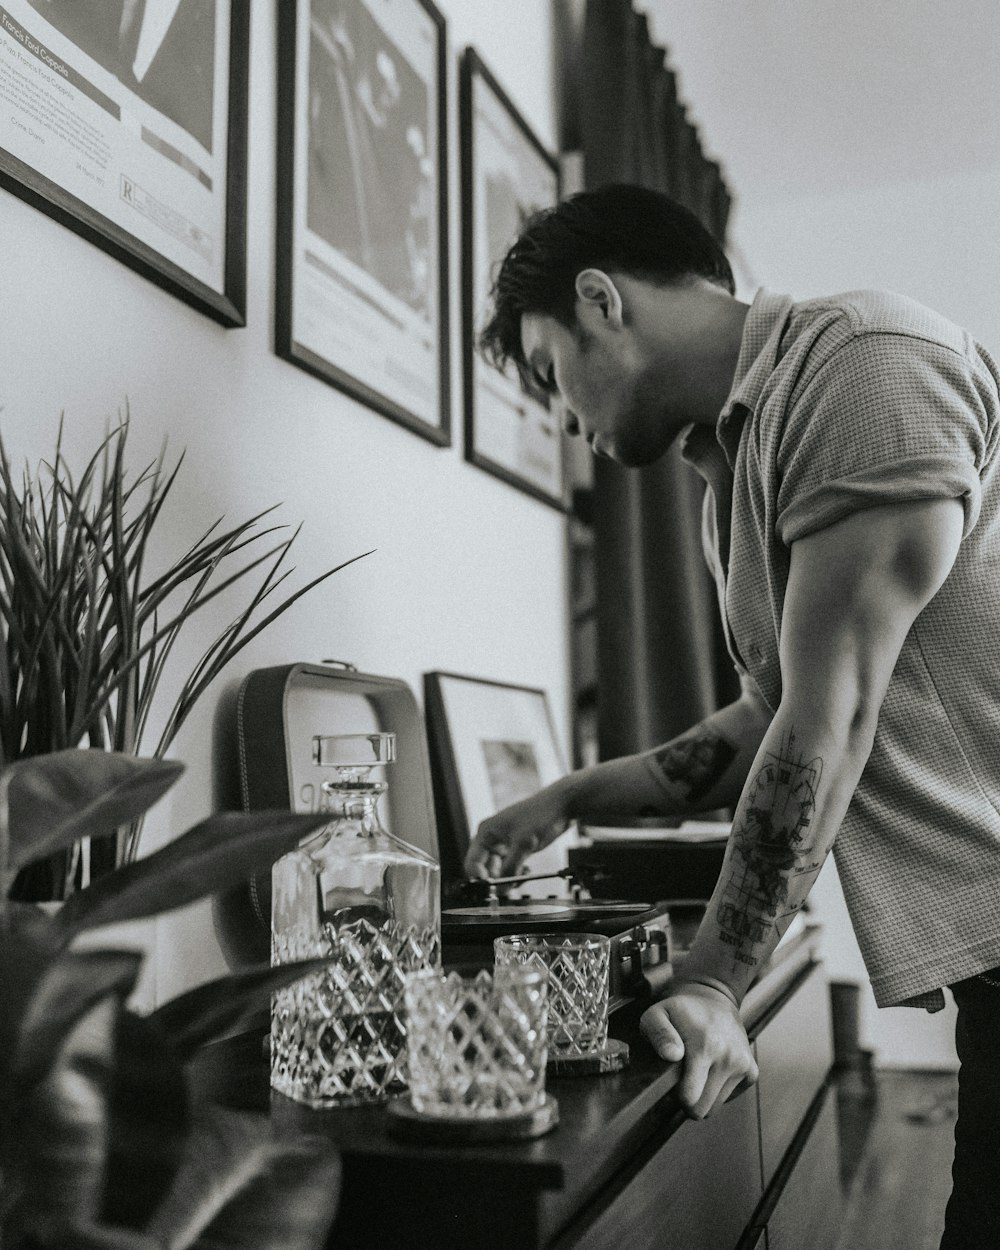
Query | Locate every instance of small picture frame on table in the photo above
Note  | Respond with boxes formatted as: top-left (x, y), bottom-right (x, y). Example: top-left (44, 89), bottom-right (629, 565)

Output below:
top-left (459, 47), bottom-right (566, 508)
top-left (424, 670), bottom-right (569, 889)
top-left (0, 0), bottom-right (249, 326)
top-left (275, 0), bottom-right (451, 446)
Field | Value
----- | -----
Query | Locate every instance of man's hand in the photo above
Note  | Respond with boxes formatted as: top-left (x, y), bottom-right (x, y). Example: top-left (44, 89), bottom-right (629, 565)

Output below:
top-left (463, 700), bottom-right (771, 884)
top-left (464, 782), bottom-right (572, 879)
top-left (640, 982), bottom-right (758, 1119)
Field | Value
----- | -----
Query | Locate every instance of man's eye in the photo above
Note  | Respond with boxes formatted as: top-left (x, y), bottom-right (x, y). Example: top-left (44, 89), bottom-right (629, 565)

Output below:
top-left (530, 366), bottom-right (554, 394)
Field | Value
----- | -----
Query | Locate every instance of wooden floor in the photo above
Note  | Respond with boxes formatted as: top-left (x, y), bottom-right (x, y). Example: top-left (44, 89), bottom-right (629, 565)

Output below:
top-left (834, 1068), bottom-right (959, 1250)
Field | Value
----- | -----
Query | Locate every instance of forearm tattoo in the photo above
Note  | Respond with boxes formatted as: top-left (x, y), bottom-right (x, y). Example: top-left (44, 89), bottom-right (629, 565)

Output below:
top-left (651, 729), bottom-right (738, 807)
top-left (716, 728), bottom-right (824, 970)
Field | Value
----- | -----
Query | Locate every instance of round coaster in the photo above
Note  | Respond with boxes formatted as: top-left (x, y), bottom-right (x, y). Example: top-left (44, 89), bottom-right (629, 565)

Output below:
top-left (547, 1038), bottom-right (630, 1077)
top-left (386, 1093), bottom-right (559, 1143)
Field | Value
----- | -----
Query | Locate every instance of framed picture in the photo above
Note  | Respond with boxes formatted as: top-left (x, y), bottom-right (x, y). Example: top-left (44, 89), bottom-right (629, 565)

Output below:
top-left (276, 0), bottom-right (450, 446)
top-left (460, 47), bottom-right (565, 508)
top-left (424, 670), bottom-right (568, 886)
top-left (0, 0), bottom-right (248, 327)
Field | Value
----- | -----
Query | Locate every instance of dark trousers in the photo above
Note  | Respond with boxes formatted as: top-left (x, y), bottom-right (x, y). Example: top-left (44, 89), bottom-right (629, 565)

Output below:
top-left (940, 969), bottom-right (1000, 1249)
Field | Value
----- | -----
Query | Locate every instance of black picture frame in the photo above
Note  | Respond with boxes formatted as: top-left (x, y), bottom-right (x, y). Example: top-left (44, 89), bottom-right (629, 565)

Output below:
top-left (275, 0), bottom-right (450, 446)
top-left (0, 0), bottom-right (248, 327)
top-left (460, 46), bottom-right (566, 509)
top-left (424, 670), bottom-right (567, 886)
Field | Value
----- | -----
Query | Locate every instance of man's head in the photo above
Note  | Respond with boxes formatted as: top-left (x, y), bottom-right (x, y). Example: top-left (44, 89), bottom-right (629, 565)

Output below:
top-left (479, 183), bottom-right (744, 466)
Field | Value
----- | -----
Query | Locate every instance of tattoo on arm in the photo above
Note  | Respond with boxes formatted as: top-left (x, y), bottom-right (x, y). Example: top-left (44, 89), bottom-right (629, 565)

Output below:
top-left (715, 728), bottom-right (824, 969)
top-left (652, 729), bottom-right (738, 806)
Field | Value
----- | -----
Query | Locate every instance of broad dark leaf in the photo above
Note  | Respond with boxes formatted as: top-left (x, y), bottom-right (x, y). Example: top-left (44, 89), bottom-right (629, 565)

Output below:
top-left (15, 949), bottom-right (142, 1088)
top-left (54, 810), bottom-right (330, 942)
top-left (149, 959), bottom-right (332, 1060)
top-left (4, 997), bottom-right (118, 1232)
top-left (5, 750), bottom-right (184, 871)
top-left (20, 1219), bottom-right (161, 1249)
top-left (192, 1135), bottom-right (341, 1250)
top-left (101, 1009), bottom-right (189, 1231)
top-left (0, 903), bottom-right (62, 1084)
top-left (142, 1103), bottom-right (279, 1248)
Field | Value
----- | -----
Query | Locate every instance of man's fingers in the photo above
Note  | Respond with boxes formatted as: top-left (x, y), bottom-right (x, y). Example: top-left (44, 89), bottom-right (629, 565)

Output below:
top-left (464, 835), bottom-right (509, 879)
top-left (720, 1073), bottom-right (751, 1105)
top-left (463, 847), bottom-right (491, 879)
top-left (474, 836), bottom-right (540, 879)
top-left (640, 1004), bottom-right (686, 1063)
top-left (486, 849), bottom-right (508, 877)
top-left (466, 795), bottom-right (569, 881)
top-left (642, 983), bottom-right (757, 1119)
top-left (678, 1055), bottom-right (713, 1114)
top-left (500, 848), bottom-right (525, 876)
top-left (724, 1065), bottom-right (759, 1103)
top-left (682, 1060), bottom-right (758, 1119)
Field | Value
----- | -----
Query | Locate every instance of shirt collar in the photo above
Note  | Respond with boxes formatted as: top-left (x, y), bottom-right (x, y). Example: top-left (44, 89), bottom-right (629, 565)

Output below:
top-left (721, 289), bottom-right (795, 419)
top-left (682, 289), bottom-right (794, 472)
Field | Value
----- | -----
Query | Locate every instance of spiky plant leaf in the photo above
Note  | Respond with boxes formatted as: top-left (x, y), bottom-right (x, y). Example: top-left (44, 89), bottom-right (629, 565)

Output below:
top-left (53, 811), bottom-right (330, 942)
top-left (0, 420), bottom-right (368, 881)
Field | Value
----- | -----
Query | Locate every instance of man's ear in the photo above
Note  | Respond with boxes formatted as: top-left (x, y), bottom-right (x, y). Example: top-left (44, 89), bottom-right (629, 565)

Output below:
top-left (575, 269), bottom-right (624, 329)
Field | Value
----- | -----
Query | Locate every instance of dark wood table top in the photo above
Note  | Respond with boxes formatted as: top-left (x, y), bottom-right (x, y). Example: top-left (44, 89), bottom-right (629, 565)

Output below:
top-left (190, 926), bottom-right (820, 1244)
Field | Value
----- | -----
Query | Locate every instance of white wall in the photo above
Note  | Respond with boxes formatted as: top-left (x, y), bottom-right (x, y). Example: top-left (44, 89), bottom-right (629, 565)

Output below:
top-left (0, 1), bottom-right (569, 1007)
top-left (729, 168), bottom-right (1000, 349)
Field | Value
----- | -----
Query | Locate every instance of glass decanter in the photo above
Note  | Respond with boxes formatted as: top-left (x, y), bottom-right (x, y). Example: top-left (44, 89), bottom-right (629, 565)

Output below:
top-left (270, 731), bottom-right (440, 1107)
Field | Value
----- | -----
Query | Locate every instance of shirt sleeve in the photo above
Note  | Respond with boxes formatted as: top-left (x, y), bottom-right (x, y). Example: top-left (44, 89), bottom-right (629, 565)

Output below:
top-left (775, 333), bottom-right (991, 545)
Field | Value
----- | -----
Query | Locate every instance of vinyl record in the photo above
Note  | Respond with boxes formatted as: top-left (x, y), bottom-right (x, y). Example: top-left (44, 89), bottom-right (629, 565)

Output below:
top-left (443, 901), bottom-right (580, 919)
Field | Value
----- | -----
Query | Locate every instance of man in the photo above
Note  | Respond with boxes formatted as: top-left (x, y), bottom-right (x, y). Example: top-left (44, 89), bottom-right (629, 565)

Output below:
top-left (464, 184), bottom-right (1000, 1248)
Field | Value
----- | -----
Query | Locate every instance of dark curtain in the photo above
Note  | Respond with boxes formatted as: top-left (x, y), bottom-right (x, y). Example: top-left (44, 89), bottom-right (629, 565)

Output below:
top-left (575, 0), bottom-right (741, 759)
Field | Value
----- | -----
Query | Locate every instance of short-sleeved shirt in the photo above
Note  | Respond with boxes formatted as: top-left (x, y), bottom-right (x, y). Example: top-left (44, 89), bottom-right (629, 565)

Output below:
top-left (681, 289), bottom-right (1000, 1008)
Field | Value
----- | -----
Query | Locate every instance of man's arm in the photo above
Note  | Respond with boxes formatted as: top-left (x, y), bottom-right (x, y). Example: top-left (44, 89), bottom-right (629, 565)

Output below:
top-left (641, 495), bottom-right (964, 1117)
top-left (464, 688), bottom-right (771, 880)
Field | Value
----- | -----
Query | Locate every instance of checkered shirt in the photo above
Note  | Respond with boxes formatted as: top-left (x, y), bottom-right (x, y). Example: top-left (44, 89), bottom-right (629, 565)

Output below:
top-left (682, 289), bottom-right (1000, 1008)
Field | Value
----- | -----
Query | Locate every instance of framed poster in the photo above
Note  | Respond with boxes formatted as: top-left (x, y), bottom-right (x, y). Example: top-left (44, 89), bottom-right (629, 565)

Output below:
top-left (0, 0), bottom-right (248, 327)
top-left (276, 0), bottom-right (450, 446)
top-left (424, 670), bottom-right (568, 886)
top-left (460, 47), bottom-right (565, 509)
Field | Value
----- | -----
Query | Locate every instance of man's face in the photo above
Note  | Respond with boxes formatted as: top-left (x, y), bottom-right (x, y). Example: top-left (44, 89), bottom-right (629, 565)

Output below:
top-left (518, 274), bottom-right (692, 468)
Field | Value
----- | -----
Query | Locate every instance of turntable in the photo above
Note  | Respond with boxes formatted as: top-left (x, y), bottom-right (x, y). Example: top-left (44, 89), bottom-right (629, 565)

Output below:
top-left (441, 867), bottom-right (676, 1007)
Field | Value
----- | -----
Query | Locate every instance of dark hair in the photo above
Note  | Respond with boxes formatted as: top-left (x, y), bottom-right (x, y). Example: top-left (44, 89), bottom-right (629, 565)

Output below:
top-left (479, 183), bottom-right (734, 371)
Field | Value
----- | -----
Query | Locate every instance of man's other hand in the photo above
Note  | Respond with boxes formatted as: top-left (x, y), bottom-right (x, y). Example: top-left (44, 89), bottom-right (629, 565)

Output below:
top-left (640, 981), bottom-right (758, 1119)
top-left (464, 783), bottom-right (571, 879)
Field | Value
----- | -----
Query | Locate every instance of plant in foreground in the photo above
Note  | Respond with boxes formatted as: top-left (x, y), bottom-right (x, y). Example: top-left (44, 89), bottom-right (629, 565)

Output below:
top-left (0, 417), bottom-right (369, 893)
top-left (0, 748), bottom-right (342, 1250)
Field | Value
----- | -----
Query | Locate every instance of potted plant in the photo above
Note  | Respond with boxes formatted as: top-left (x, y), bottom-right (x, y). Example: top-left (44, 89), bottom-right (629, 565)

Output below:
top-left (0, 748), bottom-right (343, 1249)
top-left (0, 418), bottom-right (367, 897)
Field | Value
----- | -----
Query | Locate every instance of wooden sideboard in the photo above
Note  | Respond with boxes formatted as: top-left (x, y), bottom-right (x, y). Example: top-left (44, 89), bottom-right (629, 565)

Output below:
top-left (193, 927), bottom-right (841, 1250)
